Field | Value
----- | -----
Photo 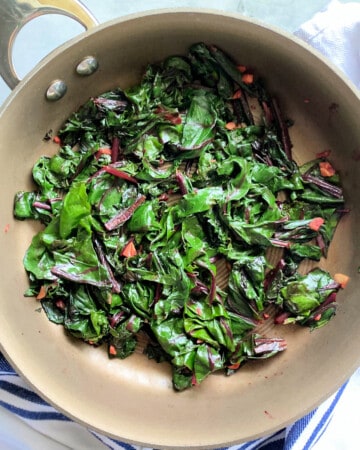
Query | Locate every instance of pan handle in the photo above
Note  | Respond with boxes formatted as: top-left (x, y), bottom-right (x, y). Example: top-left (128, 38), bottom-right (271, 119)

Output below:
top-left (0, 0), bottom-right (99, 89)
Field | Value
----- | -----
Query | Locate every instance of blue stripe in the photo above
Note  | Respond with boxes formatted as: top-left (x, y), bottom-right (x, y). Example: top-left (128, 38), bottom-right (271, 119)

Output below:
top-left (112, 439), bottom-right (136, 450)
top-left (303, 382), bottom-right (348, 450)
top-left (231, 438), bottom-right (261, 449)
top-left (284, 408), bottom-right (316, 449)
top-left (92, 430), bottom-right (149, 450)
top-left (0, 399), bottom-right (70, 421)
top-left (258, 428), bottom-right (286, 449)
top-left (259, 438), bottom-right (286, 450)
top-left (237, 437), bottom-right (264, 449)
top-left (0, 380), bottom-right (49, 406)
top-left (214, 430), bottom-right (284, 450)
top-left (90, 432), bottom-right (113, 450)
top-left (90, 431), bottom-right (138, 450)
top-left (109, 441), bottom-right (138, 450)
top-left (0, 354), bottom-right (15, 373)
top-left (104, 436), bottom-right (138, 450)
top-left (310, 414), bottom-right (333, 448)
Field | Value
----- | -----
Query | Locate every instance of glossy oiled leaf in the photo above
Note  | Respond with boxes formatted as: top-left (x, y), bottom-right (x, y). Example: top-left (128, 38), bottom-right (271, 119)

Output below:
top-left (13, 42), bottom-right (347, 391)
top-left (181, 92), bottom-right (217, 150)
top-left (59, 181), bottom-right (91, 238)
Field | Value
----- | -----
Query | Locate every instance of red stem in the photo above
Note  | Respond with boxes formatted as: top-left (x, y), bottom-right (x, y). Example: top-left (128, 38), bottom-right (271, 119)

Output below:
top-left (111, 137), bottom-right (120, 163)
top-left (104, 195), bottom-right (146, 231)
top-left (33, 201), bottom-right (51, 211)
top-left (103, 165), bottom-right (138, 185)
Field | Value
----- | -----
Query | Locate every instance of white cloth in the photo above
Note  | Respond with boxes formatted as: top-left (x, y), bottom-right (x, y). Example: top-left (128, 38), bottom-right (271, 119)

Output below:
top-left (294, 0), bottom-right (360, 89)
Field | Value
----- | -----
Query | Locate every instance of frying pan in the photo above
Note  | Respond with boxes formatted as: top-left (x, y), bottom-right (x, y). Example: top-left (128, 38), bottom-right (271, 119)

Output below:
top-left (0, 1), bottom-right (359, 448)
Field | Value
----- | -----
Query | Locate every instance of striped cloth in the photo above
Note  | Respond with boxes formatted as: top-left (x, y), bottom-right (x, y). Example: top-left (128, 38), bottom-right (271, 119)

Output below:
top-left (0, 352), bottom-right (355, 450)
top-left (0, 1), bottom-right (359, 449)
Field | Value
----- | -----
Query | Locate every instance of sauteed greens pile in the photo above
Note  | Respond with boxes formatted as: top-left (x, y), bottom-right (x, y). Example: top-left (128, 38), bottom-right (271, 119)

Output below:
top-left (14, 43), bottom-right (347, 390)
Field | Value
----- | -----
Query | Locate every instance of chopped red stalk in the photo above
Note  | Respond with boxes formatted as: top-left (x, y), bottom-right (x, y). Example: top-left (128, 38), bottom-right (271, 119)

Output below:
top-left (53, 136), bottom-right (61, 145)
top-left (319, 161), bottom-right (336, 177)
top-left (186, 272), bottom-right (197, 280)
top-left (314, 314), bottom-right (322, 321)
top-left (254, 337), bottom-right (287, 354)
top-left (33, 201), bottom-right (51, 211)
top-left (104, 195), bottom-right (146, 231)
top-left (225, 121), bottom-right (238, 130)
top-left (227, 362), bottom-right (241, 370)
top-left (208, 270), bottom-right (217, 304)
top-left (144, 252), bottom-right (153, 269)
top-left (264, 259), bottom-right (286, 291)
top-left (93, 97), bottom-right (128, 112)
top-left (94, 238), bottom-right (121, 293)
top-left (309, 217), bottom-right (325, 231)
top-left (164, 113), bottom-right (182, 125)
top-left (175, 170), bottom-right (189, 195)
top-left (95, 148), bottom-right (112, 159)
top-left (207, 346), bottom-right (217, 371)
top-left (334, 273), bottom-right (350, 288)
top-left (194, 260), bottom-right (217, 304)
top-left (109, 311), bottom-right (125, 328)
top-left (274, 311), bottom-right (291, 324)
top-left (322, 292), bottom-right (337, 306)
top-left (55, 299), bottom-right (66, 310)
top-left (109, 344), bottom-right (117, 356)
top-left (103, 165), bottom-right (138, 185)
top-left (242, 73), bottom-right (254, 84)
top-left (155, 106), bottom-right (182, 124)
top-left (270, 97), bottom-right (293, 160)
top-left (190, 278), bottom-right (210, 296)
top-left (220, 317), bottom-right (233, 340)
top-left (36, 285), bottom-right (47, 300)
top-left (121, 239), bottom-right (137, 258)
top-left (153, 283), bottom-right (163, 304)
top-left (111, 137), bottom-right (120, 163)
top-left (232, 89), bottom-right (242, 99)
top-left (158, 193), bottom-right (169, 201)
top-left (316, 233), bottom-right (327, 256)
top-left (191, 373), bottom-right (198, 386)
top-left (302, 174), bottom-right (343, 198)
top-left (270, 238), bottom-right (291, 248)
top-left (86, 161), bottom-right (127, 183)
top-left (262, 101), bottom-right (273, 124)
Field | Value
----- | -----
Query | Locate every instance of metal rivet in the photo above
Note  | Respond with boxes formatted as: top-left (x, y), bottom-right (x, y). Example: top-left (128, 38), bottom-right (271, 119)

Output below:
top-left (76, 56), bottom-right (99, 76)
top-left (46, 79), bottom-right (67, 101)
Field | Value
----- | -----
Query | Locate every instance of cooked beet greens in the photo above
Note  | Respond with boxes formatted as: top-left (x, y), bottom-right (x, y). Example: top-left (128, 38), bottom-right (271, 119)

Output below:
top-left (14, 43), bottom-right (347, 391)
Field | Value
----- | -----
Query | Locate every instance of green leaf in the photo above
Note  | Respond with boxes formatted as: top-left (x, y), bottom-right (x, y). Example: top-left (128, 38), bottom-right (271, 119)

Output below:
top-left (175, 187), bottom-right (225, 218)
top-left (181, 92), bottom-right (216, 150)
top-left (59, 181), bottom-right (91, 239)
top-left (127, 201), bottom-right (161, 233)
top-left (279, 269), bottom-right (337, 315)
